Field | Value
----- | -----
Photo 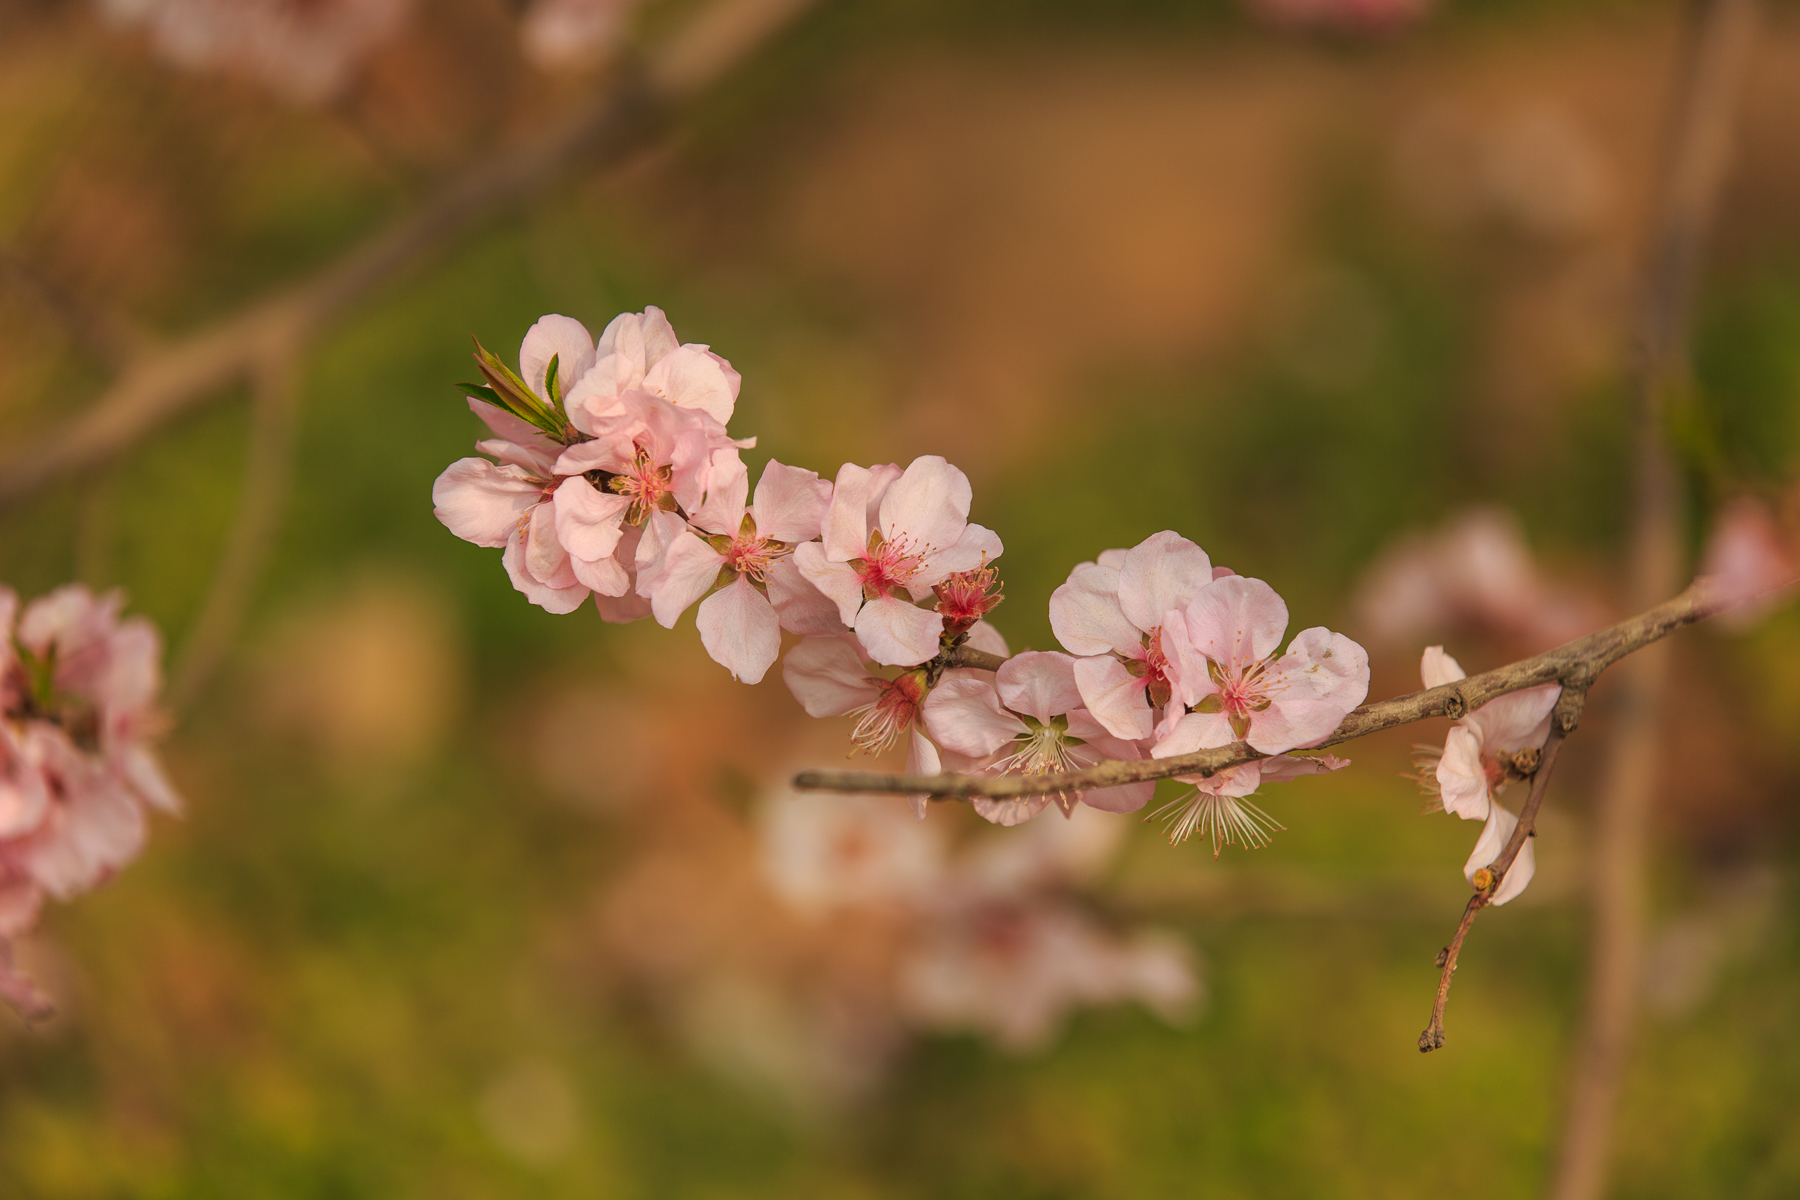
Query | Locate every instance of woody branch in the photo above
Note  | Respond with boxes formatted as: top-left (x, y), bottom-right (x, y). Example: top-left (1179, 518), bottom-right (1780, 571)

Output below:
top-left (795, 577), bottom-right (1735, 801)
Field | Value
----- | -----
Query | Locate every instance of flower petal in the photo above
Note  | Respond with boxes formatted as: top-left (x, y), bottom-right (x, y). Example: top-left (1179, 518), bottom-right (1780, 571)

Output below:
top-left (750, 460), bottom-right (833, 544)
top-left (690, 448), bottom-right (750, 536)
top-left (855, 595), bottom-right (945, 667)
top-left (1436, 725), bottom-right (1490, 820)
top-left (821, 463), bottom-right (877, 563)
top-left (1275, 627), bottom-right (1370, 709)
top-left (1469, 684), bottom-right (1559, 752)
top-left (432, 459), bottom-right (540, 548)
top-left (503, 526), bottom-right (588, 613)
top-left (971, 793), bottom-right (1051, 826)
top-left (639, 531), bottom-right (726, 629)
top-left (793, 541), bottom-right (866, 627)
top-left (1465, 805), bottom-right (1535, 905)
top-left (995, 652), bottom-right (1083, 724)
top-left (905, 730), bottom-right (941, 820)
top-left (642, 344), bottom-right (739, 424)
top-left (766, 555), bottom-right (846, 635)
top-left (519, 313), bottom-right (595, 402)
top-left (917, 523), bottom-right (1004, 594)
top-left (1182, 575), bottom-right (1290, 669)
top-left (878, 456), bottom-right (971, 557)
top-left (1049, 561), bottom-right (1139, 656)
top-left (1420, 645), bottom-right (1467, 688)
top-left (923, 673), bottom-right (1024, 757)
top-left (1152, 710), bottom-right (1235, 758)
top-left (782, 636), bottom-right (876, 716)
top-left (966, 620), bottom-right (1010, 658)
top-left (696, 575), bottom-right (782, 683)
top-left (1118, 531), bottom-right (1213, 633)
top-left (552, 477), bottom-right (632, 562)
top-left (1071, 655), bottom-right (1152, 741)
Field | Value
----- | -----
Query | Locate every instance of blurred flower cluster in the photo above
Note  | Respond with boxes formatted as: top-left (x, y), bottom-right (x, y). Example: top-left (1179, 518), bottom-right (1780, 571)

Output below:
top-left (1, 586), bottom-right (180, 1017)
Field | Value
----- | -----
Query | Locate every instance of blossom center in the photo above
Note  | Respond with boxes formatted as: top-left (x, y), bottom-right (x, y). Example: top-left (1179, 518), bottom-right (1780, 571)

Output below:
top-left (856, 534), bottom-right (929, 599)
top-left (847, 672), bottom-right (926, 755)
top-left (724, 533), bottom-right (782, 582)
top-left (607, 446), bottom-right (674, 521)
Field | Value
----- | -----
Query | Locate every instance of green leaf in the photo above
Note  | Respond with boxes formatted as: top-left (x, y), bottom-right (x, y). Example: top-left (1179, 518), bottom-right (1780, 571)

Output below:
top-left (456, 383), bottom-right (502, 405)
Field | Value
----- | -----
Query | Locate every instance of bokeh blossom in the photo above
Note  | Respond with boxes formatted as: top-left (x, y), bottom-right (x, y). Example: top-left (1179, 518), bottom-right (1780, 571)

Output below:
top-left (0, 585), bottom-right (181, 1015)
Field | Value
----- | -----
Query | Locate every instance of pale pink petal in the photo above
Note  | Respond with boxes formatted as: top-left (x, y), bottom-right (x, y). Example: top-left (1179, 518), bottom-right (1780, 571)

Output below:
top-left (1096, 548), bottom-right (1130, 569)
top-left (1700, 496), bottom-right (1799, 623)
top-left (1071, 656), bottom-right (1151, 741)
top-left (966, 620), bottom-right (1010, 658)
top-left (917, 524), bottom-right (1004, 593)
top-left (905, 730), bottom-right (940, 820)
top-left (1274, 628), bottom-right (1370, 709)
top-left (563, 358), bottom-right (635, 433)
top-left (821, 463), bottom-right (876, 563)
top-left (856, 595), bottom-right (945, 666)
top-left (1436, 726), bottom-right (1490, 821)
top-left (1421, 645), bottom-right (1467, 688)
top-left (1182, 576), bottom-right (1290, 668)
top-left (690, 448), bottom-right (750, 536)
top-left (595, 309), bottom-right (649, 373)
top-left (1256, 752), bottom-right (1350, 783)
top-left (119, 744), bottom-right (181, 814)
top-left (1469, 684), bottom-right (1560, 753)
top-left (696, 576), bottom-right (782, 684)
top-left (923, 674), bottom-right (1024, 757)
top-left (525, 502), bottom-right (579, 588)
top-left (642, 344), bottom-right (738, 425)
top-left (781, 636), bottom-right (876, 716)
top-left (1152, 710), bottom-right (1235, 757)
top-left (639, 306), bottom-right (680, 366)
top-left (640, 531), bottom-right (725, 629)
top-left (1117, 531), bottom-right (1213, 633)
top-left (20, 777), bottom-right (144, 900)
top-left (750, 461), bottom-right (833, 544)
top-left (570, 551), bottom-right (631, 597)
top-left (593, 589), bottom-right (653, 623)
top-left (432, 459), bottom-right (540, 548)
top-left (793, 541), bottom-right (866, 627)
top-left (995, 652), bottom-right (1083, 724)
top-left (972, 793), bottom-right (1051, 826)
top-left (878, 456), bottom-right (972, 556)
top-left (1248, 697), bottom-right (1348, 754)
top-left (633, 507), bottom-right (685, 577)
top-left (766, 555), bottom-right (845, 635)
top-left (551, 477), bottom-right (632, 562)
top-left (1465, 805), bottom-right (1535, 905)
top-left (503, 527), bottom-right (588, 613)
top-left (468, 398), bottom-right (560, 461)
top-left (1049, 561), bottom-right (1136, 656)
top-left (1073, 735), bottom-right (1153, 813)
top-left (518, 313), bottom-right (595, 401)
top-left (0, 878), bottom-right (42, 940)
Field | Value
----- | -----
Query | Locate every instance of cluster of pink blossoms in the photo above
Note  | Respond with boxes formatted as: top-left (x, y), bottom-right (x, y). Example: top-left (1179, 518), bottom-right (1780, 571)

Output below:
top-left (0, 586), bottom-right (182, 1016)
top-left (435, 314), bottom-right (1372, 856)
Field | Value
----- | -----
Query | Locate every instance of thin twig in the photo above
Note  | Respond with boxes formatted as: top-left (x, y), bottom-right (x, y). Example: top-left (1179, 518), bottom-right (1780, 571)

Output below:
top-left (0, 0), bottom-right (823, 508)
top-left (1419, 712), bottom-right (1573, 1052)
top-left (1549, 1), bottom-right (1756, 1195)
top-left (167, 351), bottom-right (302, 712)
top-left (793, 578), bottom-right (1733, 800)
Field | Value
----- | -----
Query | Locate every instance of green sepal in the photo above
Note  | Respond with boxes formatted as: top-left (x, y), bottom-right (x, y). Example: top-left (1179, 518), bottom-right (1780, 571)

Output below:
top-left (471, 338), bottom-right (567, 439)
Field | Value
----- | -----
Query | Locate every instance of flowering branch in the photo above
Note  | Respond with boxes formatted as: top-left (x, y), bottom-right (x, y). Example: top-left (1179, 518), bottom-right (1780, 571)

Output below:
top-left (790, 579), bottom-right (1729, 801)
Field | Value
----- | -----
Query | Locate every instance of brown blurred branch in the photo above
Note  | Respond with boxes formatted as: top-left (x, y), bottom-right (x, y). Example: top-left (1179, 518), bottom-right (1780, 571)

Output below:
top-left (793, 578), bottom-right (1734, 800)
top-left (1549, 0), bottom-right (1756, 1196)
top-left (167, 351), bottom-right (302, 712)
top-left (0, 0), bottom-right (822, 508)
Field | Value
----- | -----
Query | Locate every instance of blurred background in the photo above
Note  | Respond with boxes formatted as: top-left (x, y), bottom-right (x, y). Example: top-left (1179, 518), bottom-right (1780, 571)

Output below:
top-left (1, 0), bottom-right (1799, 1194)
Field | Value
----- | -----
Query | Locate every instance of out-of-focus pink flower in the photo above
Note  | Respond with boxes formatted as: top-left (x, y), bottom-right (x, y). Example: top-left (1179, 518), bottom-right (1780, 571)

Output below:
top-left (520, 0), bottom-right (639, 73)
top-left (0, 584), bottom-right (180, 1015)
top-left (97, 0), bottom-right (413, 106)
top-left (759, 786), bottom-right (946, 916)
top-left (1248, 0), bottom-right (1430, 35)
top-left (1355, 507), bottom-right (1608, 651)
top-left (794, 457), bottom-right (1003, 667)
top-left (639, 456), bottom-right (832, 683)
top-left (1412, 646), bottom-right (1552, 905)
top-left (1050, 531), bottom-right (1216, 742)
top-left (1151, 752), bottom-right (1348, 858)
top-left (1698, 496), bottom-right (1799, 629)
top-left (922, 651), bottom-right (1152, 825)
top-left (1156, 575), bottom-right (1370, 758)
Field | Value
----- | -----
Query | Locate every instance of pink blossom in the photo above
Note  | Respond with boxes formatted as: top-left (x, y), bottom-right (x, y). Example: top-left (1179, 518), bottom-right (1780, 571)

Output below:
top-left (1156, 575), bottom-right (1369, 757)
top-left (636, 456), bottom-right (833, 683)
top-left (921, 651), bottom-right (1151, 825)
top-left (758, 785), bottom-right (946, 916)
top-left (1412, 646), bottom-right (1552, 905)
top-left (0, 584), bottom-right (180, 1014)
top-left (794, 457), bottom-right (1003, 667)
top-left (1150, 752), bottom-right (1349, 858)
top-left (97, 0), bottom-right (413, 105)
top-left (520, 0), bottom-right (639, 72)
top-left (564, 307), bottom-right (742, 430)
top-left (1049, 531), bottom-right (1216, 742)
top-left (1698, 496), bottom-right (1799, 628)
top-left (1355, 507), bottom-right (1607, 650)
